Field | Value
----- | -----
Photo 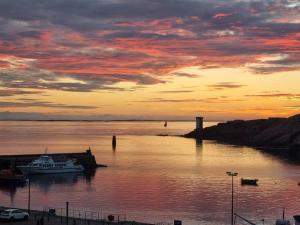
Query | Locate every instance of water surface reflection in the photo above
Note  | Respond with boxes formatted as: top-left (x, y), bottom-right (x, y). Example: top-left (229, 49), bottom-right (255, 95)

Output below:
top-left (0, 122), bottom-right (299, 225)
top-left (29, 171), bottom-right (96, 193)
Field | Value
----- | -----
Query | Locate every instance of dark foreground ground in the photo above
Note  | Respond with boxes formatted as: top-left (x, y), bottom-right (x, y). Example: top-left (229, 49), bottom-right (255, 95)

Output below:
top-left (0, 210), bottom-right (153, 225)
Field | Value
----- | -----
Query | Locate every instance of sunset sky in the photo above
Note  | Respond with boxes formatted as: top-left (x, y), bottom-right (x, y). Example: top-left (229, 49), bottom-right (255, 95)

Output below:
top-left (0, 0), bottom-right (300, 121)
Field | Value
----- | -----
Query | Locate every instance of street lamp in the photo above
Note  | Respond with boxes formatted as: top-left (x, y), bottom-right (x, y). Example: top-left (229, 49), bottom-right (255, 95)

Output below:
top-left (28, 164), bottom-right (31, 213)
top-left (28, 176), bottom-right (30, 212)
top-left (226, 171), bottom-right (238, 225)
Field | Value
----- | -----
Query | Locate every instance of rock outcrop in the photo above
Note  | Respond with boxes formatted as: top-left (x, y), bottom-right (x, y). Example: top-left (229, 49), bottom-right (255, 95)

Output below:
top-left (184, 114), bottom-right (300, 149)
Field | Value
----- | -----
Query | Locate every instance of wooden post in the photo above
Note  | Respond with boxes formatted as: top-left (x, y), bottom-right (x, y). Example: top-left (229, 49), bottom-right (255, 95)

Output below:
top-left (112, 135), bottom-right (117, 149)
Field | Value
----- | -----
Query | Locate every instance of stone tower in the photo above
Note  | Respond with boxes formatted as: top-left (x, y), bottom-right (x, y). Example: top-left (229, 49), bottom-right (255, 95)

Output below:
top-left (195, 116), bottom-right (203, 138)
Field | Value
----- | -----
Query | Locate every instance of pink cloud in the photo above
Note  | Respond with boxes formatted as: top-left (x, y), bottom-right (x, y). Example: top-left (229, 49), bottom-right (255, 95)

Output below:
top-left (213, 13), bottom-right (233, 19)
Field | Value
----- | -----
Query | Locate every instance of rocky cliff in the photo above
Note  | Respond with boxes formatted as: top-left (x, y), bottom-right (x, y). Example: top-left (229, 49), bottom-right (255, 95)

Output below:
top-left (184, 114), bottom-right (300, 149)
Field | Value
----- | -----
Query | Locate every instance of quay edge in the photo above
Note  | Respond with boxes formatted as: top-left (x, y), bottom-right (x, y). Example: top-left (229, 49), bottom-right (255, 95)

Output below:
top-left (0, 148), bottom-right (107, 170)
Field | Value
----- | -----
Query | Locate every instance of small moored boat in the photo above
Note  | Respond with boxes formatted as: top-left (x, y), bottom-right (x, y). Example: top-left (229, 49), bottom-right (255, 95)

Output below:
top-left (0, 169), bottom-right (26, 184)
top-left (17, 155), bottom-right (84, 175)
top-left (241, 178), bottom-right (258, 185)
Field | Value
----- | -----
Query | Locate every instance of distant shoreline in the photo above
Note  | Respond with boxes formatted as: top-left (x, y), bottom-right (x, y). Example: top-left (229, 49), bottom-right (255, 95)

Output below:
top-left (0, 119), bottom-right (192, 122)
top-left (0, 119), bottom-right (220, 122)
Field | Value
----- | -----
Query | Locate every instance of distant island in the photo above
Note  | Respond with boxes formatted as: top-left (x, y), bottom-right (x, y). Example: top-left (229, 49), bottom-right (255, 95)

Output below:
top-left (184, 114), bottom-right (300, 159)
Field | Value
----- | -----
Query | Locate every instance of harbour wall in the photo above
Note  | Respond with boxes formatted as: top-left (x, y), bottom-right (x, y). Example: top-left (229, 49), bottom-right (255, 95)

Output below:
top-left (0, 149), bottom-right (106, 170)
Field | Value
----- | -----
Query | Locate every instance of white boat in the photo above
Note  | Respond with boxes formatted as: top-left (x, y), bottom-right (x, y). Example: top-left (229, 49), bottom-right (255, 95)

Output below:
top-left (17, 155), bottom-right (84, 174)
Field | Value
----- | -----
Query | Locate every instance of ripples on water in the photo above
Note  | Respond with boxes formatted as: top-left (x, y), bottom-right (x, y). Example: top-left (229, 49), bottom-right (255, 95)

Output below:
top-left (0, 121), bottom-right (300, 225)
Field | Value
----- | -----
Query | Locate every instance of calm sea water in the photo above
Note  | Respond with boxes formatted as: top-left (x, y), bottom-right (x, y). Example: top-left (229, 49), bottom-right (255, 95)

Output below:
top-left (0, 121), bottom-right (300, 225)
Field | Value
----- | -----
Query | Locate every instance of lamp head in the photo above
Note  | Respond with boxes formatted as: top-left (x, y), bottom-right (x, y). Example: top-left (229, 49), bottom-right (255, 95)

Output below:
top-left (226, 171), bottom-right (238, 176)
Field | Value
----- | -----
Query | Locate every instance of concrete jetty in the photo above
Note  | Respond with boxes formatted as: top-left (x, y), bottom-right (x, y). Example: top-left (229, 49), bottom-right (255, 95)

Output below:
top-left (0, 148), bottom-right (106, 170)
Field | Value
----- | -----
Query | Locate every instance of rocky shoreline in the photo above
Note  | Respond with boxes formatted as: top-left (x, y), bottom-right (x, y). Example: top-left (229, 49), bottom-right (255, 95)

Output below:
top-left (184, 114), bottom-right (300, 159)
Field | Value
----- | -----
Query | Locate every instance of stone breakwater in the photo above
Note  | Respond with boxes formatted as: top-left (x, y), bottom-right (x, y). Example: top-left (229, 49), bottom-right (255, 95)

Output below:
top-left (184, 114), bottom-right (300, 158)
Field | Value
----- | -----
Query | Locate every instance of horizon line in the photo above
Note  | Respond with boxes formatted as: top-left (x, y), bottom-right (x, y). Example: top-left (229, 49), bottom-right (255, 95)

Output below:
top-left (0, 119), bottom-right (222, 122)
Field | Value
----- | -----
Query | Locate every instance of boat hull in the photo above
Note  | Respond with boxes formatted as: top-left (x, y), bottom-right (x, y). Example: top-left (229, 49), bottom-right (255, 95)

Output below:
top-left (0, 177), bottom-right (26, 184)
top-left (17, 166), bottom-right (84, 175)
top-left (241, 178), bottom-right (258, 185)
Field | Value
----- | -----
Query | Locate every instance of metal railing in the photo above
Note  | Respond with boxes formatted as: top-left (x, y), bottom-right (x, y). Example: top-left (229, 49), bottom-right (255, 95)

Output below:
top-left (43, 207), bottom-right (127, 223)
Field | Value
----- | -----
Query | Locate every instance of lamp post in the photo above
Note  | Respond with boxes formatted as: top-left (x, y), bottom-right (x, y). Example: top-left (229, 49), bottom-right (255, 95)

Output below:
top-left (66, 201), bottom-right (69, 225)
top-left (28, 176), bottom-right (30, 212)
top-left (226, 171), bottom-right (238, 225)
top-left (28, 164), bottom-right (31, 213)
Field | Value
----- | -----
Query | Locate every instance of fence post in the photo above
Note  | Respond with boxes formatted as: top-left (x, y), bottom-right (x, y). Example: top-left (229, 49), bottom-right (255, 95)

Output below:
top-left (61, 208), bottom-right (63, 224)
top-left (66, 202), bottom-right (69, 225)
